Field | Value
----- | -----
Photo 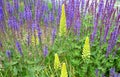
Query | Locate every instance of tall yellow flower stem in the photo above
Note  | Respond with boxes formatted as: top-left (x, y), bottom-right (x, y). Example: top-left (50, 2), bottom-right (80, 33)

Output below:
top-left (60, 63), bottom-right (68, 77)
top-left (59, 4), bottom-right (67, 36)
top-left (54, 53), bottom-right (61, 70)
top-left (82, 37), bottom-right (91, 61)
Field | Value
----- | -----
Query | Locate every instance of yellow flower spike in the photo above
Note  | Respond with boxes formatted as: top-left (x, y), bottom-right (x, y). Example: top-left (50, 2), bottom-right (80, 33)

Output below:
top-left (54, 53), bottom-right (61, 70)
top-left (82, 37), bottom-right (91, 61)
top-left (60, 63), bottom-right (68, 77)
top-left (31, 30), bottom-right (39, 46)
top-left (59, 4), bottom-right (67, 36)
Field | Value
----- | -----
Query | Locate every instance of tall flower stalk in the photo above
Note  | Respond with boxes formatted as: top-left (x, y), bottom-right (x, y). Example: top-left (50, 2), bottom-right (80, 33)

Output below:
top-left (16, 41), bottom-right (23, 56)
top-left (54, 53), bottom-right (61, 70)
top-left (82, 37), bottom-right (90, 61)
top-left (60, 63), bottom-right (68, 77)
top-left (59, 4), bottom-right (67, 36)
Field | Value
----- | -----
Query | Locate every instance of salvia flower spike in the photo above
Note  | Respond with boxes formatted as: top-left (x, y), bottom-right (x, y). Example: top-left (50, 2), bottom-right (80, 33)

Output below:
top-left (16, 41), bottom-right (23, 56)
top-left (43, 45), bottom-right (48, 57)
top-left (82, 37), bottom-right (90, 61)
top-left (6, 50), bottom-right (11, 59)
top-left (54, 53), bottom-right (61, 70)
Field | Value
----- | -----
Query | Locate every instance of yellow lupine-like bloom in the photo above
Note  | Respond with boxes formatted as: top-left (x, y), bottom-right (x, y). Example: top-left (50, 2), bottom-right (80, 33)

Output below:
top-left (59, 4), bottom-right (67, 36)
top-left (31, 30), bottom-right (39, 46)
top-left (60, 63), bottom-right (68, 77)
top-left (82, 37), bottom-right (90, 60)
top-left (54, 53), bottom-right (61, 70)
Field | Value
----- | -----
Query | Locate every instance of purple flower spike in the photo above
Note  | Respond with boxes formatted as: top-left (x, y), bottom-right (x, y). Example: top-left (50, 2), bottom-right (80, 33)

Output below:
top-left (81, 0), bottom-right (85, 10)
top-left (109, 68), bottom-right (115, 77)
top-left (103, 23), bottom-right (111, 42)
top-left (13, 0), bottom-right (19, 13)
top-left (118, 73), bottom-right (120, 77)
top-left (114, 73), bottom-right (118, 77)
top-left (52, 27), bottom-right (56, 44)
top-left (8, 16), bottom-right (19, 31)
top-left (0, 41), bottom-right (2, 47)
top-left (0, 6), bottom-right (4, 21)
top-left (49, 11), bottom-right (54, 23)
top-left (6, 50), bottom-right (11, 59)
top-left (0, 0), bottom-right (3, 6)
top-left (74, 17), bottom-right (81, 36)
top-left (6, 1), bottom-right (14, 16)
top-left (44, 16), bottom-right (48, 27)
top-left (36, 25), bottom-right (42, 42)
top-left (19, 12), bottom-right (24, 26)
top-left (91, 14), bottom-right (99, 42)
top-left (16, 41), bottom-right (23, 56)
top-left (24, 6), bottom-right (32, 21)
top-left (106, 26), bottom-right (119, 57)
top-left (95, 69), bottom-right (99, 77)
top-left (98, 0), bottom-right (104, 17)
top-left (43, 45), bottom-right (48, 57)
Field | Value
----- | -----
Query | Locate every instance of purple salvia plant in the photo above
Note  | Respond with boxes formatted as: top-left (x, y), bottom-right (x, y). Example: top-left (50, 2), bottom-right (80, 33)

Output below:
top-left (109, 68), bottom-right (115, 77)
top-left (114, 73), bottom-right (118, 77)
top-left (81, 0), bottom-right (85, 12)
top-left (118, 73), bottom-right (120, 77)
top-left (0, 0), bottom-right (3, 7)
top-left (6, 50), bottom-right (11, 59)
top-left (116, 13), bottom-right (120, 27)
top-left (95, 69), bottom-right (99, 77)
top-left (49, 11), bottom-right (54, 23)
top-left (0, 41), bottom-right (2, 47)
top-left (89, 0), bottom-right (96, 15)
top-left (44, 15), bottom-right (48, 27)
top-left (110, 0), bottom-right (116, 9)
top-left (65, 3), bottom-right (71, 29)
top-left (98, 0), bottom-right (104, 18)
top-left (106, 13), bottom-right (120, 55)
top-left (31, 0), bottom-right (35, 6)
top-left (56, 2), bottom-right (61, 25)
top-left (28, 0), bottom-right (33, 10)
top-left (8, 16), bottom-right (19, 31)
top-left (43, 45), bottom-right (48, 57)
top-left (31, 21), bottom-right (36, 33)
top-left (74, 17), bottom-right (81, 36)
top-left (91, 13), bottom-right (99, 42)
top-left (52, 27), bottom-right (56, 44)
top-left (19, 12), bottom-right (24, 26)
top-left (23, 0), bottom-right (27, 7)
top-left (41, 3), bottom-right (45, 18)
top-left (103, 20), bottom-right (112, 42)
top-left (84, 0), bottom-right (90, 17)
top-left (36, 25), bottom-right (42, 42)
top-left (0, 6), bottom-right (5, 33)
top-left (106, 26), bottom-right (119, 57)
top-left (13, 0), bottom-right (19, 14)
top-left (0, 6), bottom-right (4, 21)
top-left (35, 0), bottom-right (41, 23)
top-left (51, 0), bottom-right (56, 12)
top-left (16, 41), bottom-right (23, 56)
top-left (69, 0), bottom-right (74, 29)
top-left (6, 1), bottom-right (14, 16)
top-left (74, 0), bottom-right (80, 36)
top-left (24, 6), bottom-right (32, 22)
